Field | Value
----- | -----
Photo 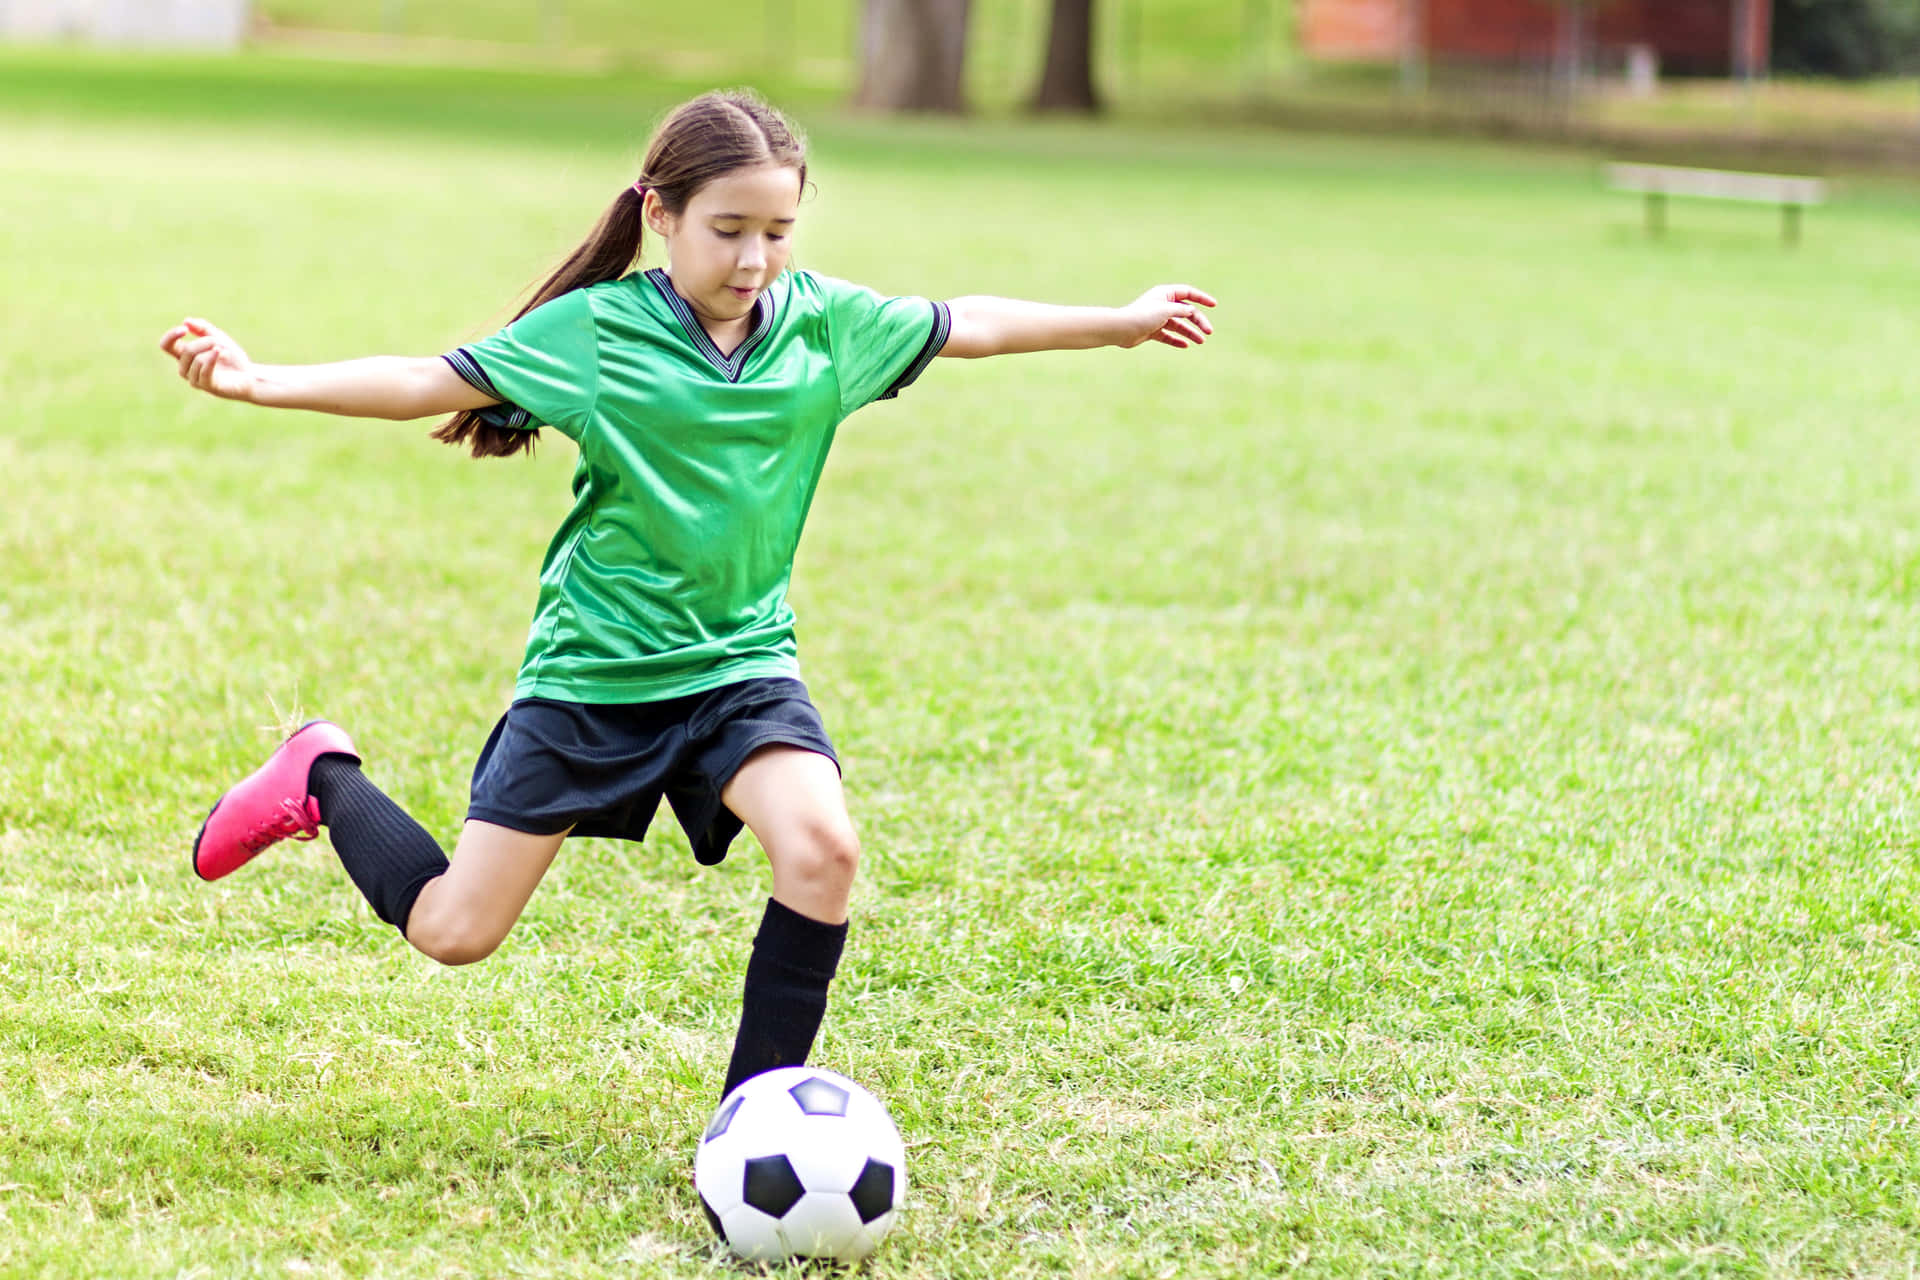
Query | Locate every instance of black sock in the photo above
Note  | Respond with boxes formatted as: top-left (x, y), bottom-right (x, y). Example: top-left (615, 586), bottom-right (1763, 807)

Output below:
top-left (308, 754), bottom-right (449, 934)
top-left (722, 898), bottom-right (849, 1099)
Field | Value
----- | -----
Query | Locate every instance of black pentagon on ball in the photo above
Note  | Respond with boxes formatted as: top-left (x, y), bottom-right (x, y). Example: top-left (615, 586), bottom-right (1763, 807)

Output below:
top-left (699, 1193), bottom-right (725, 1241)
top-left (742, 1154), bottom-right (807, 1217)
top-left (788, 1075), bottom-right (850, 1117)
top-left (704, 1095), bottom-right (744, 1142)
top-left (849, 1158), bottom-right (896, 1223)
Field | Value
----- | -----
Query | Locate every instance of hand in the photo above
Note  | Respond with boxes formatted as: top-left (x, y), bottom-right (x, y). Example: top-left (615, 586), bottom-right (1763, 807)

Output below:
top-left (159, 317), bottom-right (256, 401)
top-left (1118, 285), bottom-right (1217, 350)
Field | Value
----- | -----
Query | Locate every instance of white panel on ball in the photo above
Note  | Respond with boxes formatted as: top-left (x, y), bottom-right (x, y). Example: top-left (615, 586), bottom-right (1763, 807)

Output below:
top-left (691, 1133), bottom-right (746, 1216)
top-left (716, 1204), bottom-right (788, 1264)
top-left (782, 1191), bottom-right (872, 1259)
top-left (784, 1117), bottom-right (871, 1193)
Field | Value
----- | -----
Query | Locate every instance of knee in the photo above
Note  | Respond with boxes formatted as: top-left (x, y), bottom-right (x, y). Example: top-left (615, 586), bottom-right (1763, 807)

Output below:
top-left (777, 815), bottom-right (862, 891)
top-left (403, 901), bottom-right (503, 967)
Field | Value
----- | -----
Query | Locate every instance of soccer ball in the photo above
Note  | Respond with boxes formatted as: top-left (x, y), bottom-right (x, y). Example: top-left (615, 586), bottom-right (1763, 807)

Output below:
top-left (694, 1067), bottom-right (906, 1262)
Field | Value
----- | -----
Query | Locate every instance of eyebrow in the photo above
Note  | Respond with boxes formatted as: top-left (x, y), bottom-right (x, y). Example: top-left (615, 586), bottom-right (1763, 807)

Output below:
top-left (711, 213), bottom-right (797, 224)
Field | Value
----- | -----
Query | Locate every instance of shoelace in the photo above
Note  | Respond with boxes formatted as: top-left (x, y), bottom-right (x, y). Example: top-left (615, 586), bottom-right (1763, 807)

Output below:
top-left (240, 798), bottom-right (320, 854)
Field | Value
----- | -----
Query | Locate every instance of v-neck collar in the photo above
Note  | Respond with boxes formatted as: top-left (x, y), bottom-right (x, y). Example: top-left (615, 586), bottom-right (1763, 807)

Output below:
top-left (645, 268), bottom-right (775, 383)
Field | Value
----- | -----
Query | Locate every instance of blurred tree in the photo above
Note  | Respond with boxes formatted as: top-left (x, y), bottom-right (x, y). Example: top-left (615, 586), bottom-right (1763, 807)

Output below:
top-left (1552, 0), bottom-right (1587, 97)
top-left (1773, 0), bottom-right (1920, 77)
top-left (1029, 0), bottom-right (1101, 113)
top-left (1533, 0), bottom-right (1598, 105)
top-left (853, 0), bottom-right (972, 112)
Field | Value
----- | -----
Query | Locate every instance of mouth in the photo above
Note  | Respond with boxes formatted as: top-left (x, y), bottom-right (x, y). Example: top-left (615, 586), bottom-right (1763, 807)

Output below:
top-left (727, 285), bottom-right (756, 301)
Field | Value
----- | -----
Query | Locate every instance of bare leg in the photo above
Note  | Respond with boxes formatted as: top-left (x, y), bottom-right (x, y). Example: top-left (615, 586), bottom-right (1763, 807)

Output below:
top-left (402, 821), bottom-right (570, 966)
top-left (720, 745), bottom-right (860, 922)
top-left (717, 745), bottom-right (858, 1095)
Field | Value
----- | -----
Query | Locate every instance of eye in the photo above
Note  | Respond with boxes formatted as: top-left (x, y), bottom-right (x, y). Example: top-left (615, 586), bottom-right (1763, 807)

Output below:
top-left (766, 233), bottom-right (788, 243)
top-left (714, 229), bottom-right (742, 239)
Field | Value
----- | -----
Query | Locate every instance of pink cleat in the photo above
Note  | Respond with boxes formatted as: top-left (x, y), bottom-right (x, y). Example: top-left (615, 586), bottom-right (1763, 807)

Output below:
top-left (192, 720), bottom-right (360, 882)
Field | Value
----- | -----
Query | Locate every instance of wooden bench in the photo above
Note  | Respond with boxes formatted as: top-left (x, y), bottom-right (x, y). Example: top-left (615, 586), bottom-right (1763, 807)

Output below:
top-left (1606, 163), bottom-right (1827, 245)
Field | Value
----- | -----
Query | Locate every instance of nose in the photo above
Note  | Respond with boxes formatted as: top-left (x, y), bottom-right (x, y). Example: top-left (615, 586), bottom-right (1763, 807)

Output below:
top-left (738, 240), bottom-right (766, 273)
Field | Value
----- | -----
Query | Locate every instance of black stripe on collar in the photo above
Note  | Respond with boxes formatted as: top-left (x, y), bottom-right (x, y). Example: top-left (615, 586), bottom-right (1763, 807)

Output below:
top-left (645, 268), bottom-right (775, 383)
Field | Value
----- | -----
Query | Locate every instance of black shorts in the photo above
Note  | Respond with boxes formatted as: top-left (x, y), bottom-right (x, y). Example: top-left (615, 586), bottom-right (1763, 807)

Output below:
top-left (466, 676), bottom-right (838, 865)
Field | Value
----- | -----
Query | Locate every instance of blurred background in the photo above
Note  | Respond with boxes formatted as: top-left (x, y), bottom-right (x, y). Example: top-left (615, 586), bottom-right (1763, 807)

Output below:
top-left (8, 0), bottom-right (1920, 168)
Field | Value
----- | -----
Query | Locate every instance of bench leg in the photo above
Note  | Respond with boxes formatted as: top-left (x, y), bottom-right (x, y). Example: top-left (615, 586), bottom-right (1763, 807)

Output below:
top-left (1646, 191), bottom-right (1666, 238)
top-left (1783, 203), bottom-right (1802, 247)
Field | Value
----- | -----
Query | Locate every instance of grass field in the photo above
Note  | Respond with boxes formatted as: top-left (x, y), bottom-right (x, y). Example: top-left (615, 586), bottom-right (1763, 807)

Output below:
top-left (8, 48), bottom-right (1920, 1279)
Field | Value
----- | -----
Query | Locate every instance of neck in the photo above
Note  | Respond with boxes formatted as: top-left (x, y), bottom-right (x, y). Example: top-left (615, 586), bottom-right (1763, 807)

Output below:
top-left (663, 271), bottom-right (757, 357)
top-left (701, 311), bottom-right (752, 356)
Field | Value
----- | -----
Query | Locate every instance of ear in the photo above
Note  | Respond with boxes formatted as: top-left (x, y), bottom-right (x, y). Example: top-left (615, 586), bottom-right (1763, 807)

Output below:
top-left (642, 190), bottom-right (675, 239)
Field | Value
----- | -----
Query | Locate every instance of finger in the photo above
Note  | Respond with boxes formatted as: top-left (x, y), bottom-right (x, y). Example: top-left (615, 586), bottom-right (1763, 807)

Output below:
top-left (1165, 319), bottom-right (1206, 345)
top-left (1175, 287), bottom-right (1218, 308)
top-left (190, 346), bottom-right (224, 387)
top-left (164, 327), bottom-right (209, 359)
top-left (1149, 330), bottom-right (1191, 349)
top-left (1174, 304), bottom-right (1214, 335)
top-left (181, 319), bottom-right (218, 353)
top-left (1157, 304), bottom-right (1211, 339)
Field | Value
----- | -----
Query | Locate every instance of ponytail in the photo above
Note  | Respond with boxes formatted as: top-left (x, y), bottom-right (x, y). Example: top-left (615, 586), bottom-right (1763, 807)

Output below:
top-left (432, 187), bottom-right (647, 459)
top-left (435, 89), bottom-right (807, 461)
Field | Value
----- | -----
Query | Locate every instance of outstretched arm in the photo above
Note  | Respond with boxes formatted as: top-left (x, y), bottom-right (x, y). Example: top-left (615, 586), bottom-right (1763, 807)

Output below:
top-left (159, 317), bottom-right (498, 420)
top-left (939, 285), bottom-right (1216, 359)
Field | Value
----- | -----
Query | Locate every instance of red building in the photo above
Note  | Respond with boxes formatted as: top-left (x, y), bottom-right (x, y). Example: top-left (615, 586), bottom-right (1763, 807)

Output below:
top-left (1301, 0), bottom-right (1771, 77)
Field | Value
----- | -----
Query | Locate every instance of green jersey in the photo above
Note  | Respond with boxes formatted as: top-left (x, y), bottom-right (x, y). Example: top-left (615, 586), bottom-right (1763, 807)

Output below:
top-left (444, 267), bottom-right (950, 704)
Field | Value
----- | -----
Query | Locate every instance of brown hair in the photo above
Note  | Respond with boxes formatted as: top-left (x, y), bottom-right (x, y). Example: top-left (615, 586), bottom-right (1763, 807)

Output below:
top-left (435, 89), bottom-right (808, 459)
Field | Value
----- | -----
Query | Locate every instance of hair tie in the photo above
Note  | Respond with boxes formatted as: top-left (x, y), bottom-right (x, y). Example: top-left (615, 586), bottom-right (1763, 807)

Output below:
top-left (631, 180), bottom-right (649, 198)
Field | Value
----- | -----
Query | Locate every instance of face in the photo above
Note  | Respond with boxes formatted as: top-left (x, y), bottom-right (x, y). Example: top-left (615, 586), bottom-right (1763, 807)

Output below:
top-left (645, 163), bottom-right (801, 330)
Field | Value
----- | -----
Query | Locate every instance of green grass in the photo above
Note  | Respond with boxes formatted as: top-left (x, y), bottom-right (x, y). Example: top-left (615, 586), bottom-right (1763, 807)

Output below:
top-left (9, 49), bottom-right (1920, 1278)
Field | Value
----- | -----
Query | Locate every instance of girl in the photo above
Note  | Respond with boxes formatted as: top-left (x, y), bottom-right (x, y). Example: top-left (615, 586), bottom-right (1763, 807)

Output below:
top-left (162, 90), bottom-right (1215, 1101)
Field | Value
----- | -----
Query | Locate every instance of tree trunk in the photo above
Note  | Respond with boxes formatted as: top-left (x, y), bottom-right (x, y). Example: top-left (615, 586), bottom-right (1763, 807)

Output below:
top-left (1029, 0), bottom-right (1101, 113)
top-left (853, 0), bottom-right (971, 113)
top-left (1399, 0), bottom-right (1428, 96)
top-left (1550, 1), bottom-right (1586, 112)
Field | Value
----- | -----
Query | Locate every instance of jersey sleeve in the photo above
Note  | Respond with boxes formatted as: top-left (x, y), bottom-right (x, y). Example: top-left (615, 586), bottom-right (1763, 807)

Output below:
top-left (814, 274), bottom-right (952, 416)
top-left (442, 289), bottom-right (601, 440)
